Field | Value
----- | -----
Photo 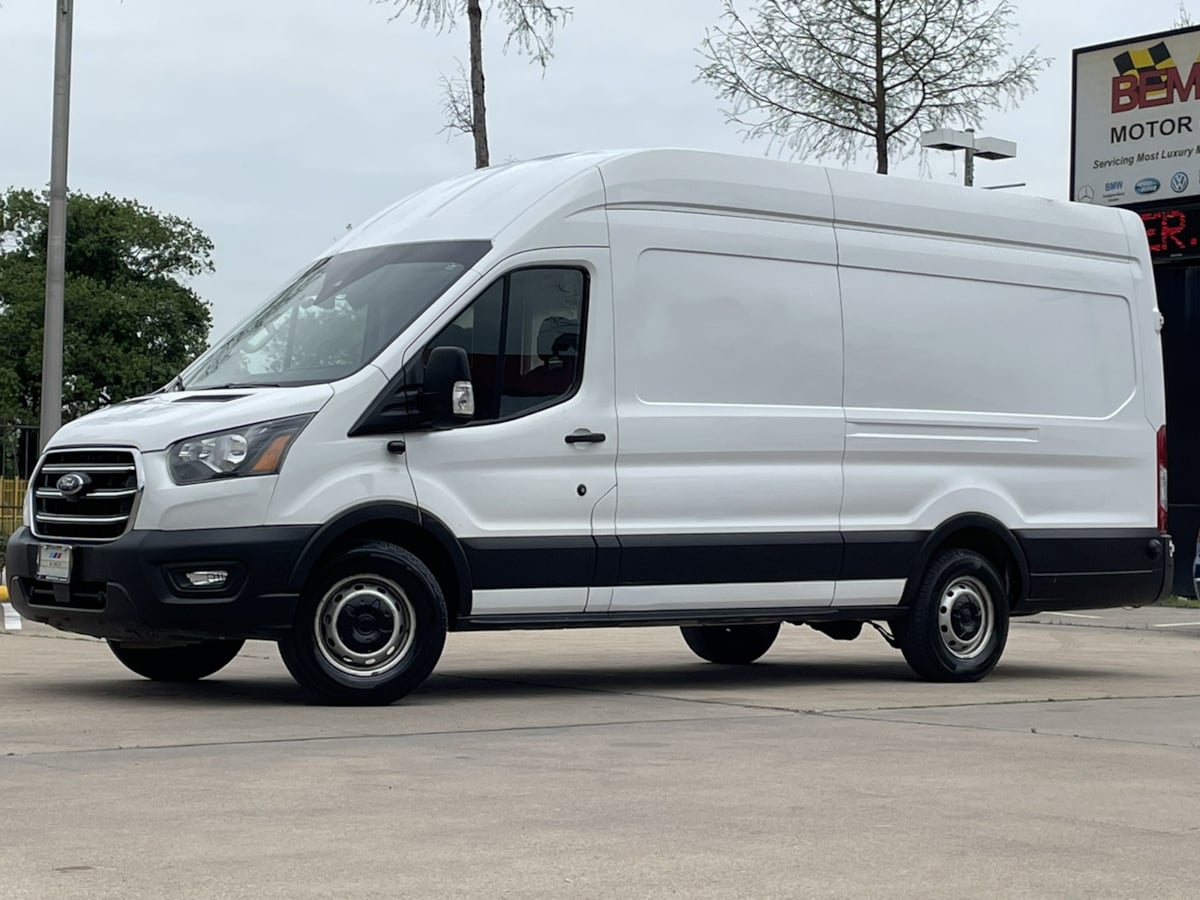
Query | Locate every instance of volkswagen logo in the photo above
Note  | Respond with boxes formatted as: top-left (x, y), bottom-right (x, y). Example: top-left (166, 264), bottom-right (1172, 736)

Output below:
top-left (56, 472), bottom-right (91, 499)
top-left (1172, 171), bottom-right (1190, 193)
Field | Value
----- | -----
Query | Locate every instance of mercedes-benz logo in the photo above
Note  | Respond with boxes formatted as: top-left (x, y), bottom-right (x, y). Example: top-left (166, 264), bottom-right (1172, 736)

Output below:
top-left (56, 472), bottom-right (91, 499)
top-left (1076, 185), bottom-right (1095, 203)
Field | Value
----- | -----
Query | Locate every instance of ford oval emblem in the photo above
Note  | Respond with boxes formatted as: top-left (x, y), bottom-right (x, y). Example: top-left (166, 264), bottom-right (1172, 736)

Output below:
top-left (56, 472), bottom-right (90, 498)
top-left (1135, 177), bottom-right (1161, 195)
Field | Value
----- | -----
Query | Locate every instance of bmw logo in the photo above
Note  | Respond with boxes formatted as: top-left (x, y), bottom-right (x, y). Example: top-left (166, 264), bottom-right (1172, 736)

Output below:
top-left (1172, 171), bottom-right (1190, 193)
top-left (56, 472), bottom-right (90, 498)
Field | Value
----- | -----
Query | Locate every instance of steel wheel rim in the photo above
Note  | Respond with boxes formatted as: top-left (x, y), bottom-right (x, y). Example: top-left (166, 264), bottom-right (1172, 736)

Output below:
top-left (937, 575), bottom-right (994, 660)
top-left (314, 575), bottom-right (416, 678)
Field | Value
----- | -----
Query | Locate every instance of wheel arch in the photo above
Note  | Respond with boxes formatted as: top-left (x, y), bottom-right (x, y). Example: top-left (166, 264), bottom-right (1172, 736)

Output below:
top-left (288, 503), bottom-right (473, 626)
top-left (902, 513), bottom-right (1030, 609)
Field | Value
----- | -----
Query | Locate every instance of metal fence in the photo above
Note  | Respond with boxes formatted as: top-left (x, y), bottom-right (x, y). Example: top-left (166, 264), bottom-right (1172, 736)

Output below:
top-left (0, 426), bottom-right (39, 538)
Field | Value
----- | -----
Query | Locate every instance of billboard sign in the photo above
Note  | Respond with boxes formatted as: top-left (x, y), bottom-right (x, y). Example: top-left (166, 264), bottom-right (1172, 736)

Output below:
top-left (1072, 26), bottom-right (1200, 206)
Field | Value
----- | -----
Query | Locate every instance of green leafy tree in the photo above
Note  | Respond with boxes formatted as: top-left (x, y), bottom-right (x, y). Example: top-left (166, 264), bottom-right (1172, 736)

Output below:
top-left (0, 188), bottom-right (213, 426)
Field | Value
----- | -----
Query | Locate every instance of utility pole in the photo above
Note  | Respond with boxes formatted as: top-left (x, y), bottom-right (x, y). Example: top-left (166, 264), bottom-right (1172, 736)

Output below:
top-left (40, 0), bottom-right (73, 450)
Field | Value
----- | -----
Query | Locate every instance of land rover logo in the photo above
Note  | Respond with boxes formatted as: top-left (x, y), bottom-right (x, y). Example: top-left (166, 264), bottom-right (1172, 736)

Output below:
top-left (56, 472), bottom-right (90, 498)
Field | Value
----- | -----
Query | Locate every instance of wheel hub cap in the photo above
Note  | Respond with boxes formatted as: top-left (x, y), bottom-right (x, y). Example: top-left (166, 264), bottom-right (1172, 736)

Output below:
top-left (936, 576), bottom-right (995, 660)
top-left (951, 597), bottom-right (981, 640)
top-left (314, 576), bottom-right (416, 678)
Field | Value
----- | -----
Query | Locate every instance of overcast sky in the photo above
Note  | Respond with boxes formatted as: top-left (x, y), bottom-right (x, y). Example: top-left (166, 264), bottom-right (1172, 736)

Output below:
top-left (1, 0), bottom-right (1194, 341)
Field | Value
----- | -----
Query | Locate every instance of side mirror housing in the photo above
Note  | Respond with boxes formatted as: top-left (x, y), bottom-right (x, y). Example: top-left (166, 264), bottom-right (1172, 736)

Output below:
top-left (421, 346), bottom-right (475, 425)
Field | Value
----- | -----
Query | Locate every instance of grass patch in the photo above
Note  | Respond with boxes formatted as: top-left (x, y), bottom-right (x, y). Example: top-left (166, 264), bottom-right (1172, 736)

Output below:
top-left (1154, 595), bottom-right (1200, 609)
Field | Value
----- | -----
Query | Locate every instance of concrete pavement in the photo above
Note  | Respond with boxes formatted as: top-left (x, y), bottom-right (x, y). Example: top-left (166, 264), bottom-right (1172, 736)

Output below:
top-left (1, 617), bottom-right (1198, 899)
top-left (1027, 603), bottom-right (1200, 636)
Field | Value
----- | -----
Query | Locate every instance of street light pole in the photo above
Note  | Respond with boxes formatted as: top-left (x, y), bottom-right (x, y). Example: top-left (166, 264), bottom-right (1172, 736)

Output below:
top-left (963, 128), bottom-right (975, 188)
top-left (40, 0), bottom-right (73, 451)
top-left (920, 128), bottom-right (1016, 189)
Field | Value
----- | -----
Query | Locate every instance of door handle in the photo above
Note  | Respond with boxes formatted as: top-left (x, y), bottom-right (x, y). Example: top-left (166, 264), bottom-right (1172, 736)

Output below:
top-left (565, 429), bottom-right (606, 445)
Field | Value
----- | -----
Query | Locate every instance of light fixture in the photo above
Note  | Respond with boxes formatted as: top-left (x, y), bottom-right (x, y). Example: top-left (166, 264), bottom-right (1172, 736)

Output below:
top-left (920, 128), bottom-right (1017, 186)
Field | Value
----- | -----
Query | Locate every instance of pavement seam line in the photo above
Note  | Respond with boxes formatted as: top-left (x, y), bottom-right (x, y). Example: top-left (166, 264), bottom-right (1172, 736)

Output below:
top-left (441, 674), bottom-right (1200, 717)
top-left (437, 671), bottom-right (807, 714)
top-left (0, 711), bottom-right (789, 759)
top-left (1019, 620), bottom-right (1200, 634)
top-left (816, 710), bottom-right (1200, 751)
top-left (820, 692), bottom-right (1200, 714)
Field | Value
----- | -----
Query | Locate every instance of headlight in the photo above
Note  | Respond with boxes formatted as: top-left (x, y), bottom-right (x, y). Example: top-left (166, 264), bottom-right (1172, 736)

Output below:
top-left (168, 415), bottom-right (312, 485)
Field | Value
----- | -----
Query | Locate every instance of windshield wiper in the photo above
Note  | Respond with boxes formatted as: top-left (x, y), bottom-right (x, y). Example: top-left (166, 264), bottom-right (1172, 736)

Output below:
top-left (194, 382), bottom-right (284, 390)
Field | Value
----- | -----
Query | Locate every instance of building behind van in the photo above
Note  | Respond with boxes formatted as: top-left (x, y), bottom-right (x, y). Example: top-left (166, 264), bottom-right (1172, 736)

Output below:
top-left (5, 149), bottom-right (1173, 704)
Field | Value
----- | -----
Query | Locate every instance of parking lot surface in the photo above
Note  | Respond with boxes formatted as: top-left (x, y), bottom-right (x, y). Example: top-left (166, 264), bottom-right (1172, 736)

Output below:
top-left (2, 613), bottom-right (1199, 899)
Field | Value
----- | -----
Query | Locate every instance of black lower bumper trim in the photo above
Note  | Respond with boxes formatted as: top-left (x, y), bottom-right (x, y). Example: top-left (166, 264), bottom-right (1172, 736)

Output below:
top-left (1014, 528), bottom-right (1173, 612)
top-left (5, 525), bottom-right (317, 642)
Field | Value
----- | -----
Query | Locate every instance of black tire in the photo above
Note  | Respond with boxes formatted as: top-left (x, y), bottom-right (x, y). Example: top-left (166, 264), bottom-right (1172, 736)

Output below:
top-left (894, 548), bottom-right (1010, 682)
top-left (107, 639), bottom-right (244, 682)
top-left (680, 623), bottom-right (780, 664)
top-left (278, 541), bottom-right (447, 706)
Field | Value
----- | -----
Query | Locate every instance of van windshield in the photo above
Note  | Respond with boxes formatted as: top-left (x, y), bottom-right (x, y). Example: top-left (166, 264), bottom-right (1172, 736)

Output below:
top-left (183, 240), bottom-right (491, 390)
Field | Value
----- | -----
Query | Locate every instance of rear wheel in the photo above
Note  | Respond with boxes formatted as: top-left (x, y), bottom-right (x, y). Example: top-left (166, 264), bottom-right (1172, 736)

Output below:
top-left (895, 548), bottom-right (1009, 682)
top-left (680, 623), bottom-right (780, 664)
top-left (108, 639), bottom-right (244, 682)
top-left (278, 541), bottom-right (447, 705)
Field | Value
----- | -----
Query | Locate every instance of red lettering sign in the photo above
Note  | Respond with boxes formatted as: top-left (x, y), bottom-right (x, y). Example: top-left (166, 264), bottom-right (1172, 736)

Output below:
top-left (1112, 74), bottom-right (1139, 113)
top-left (1166, 63), bottom-right (1200, 104)
top-left (1112, 62), bottom-right (1200, 112)
top-left (1140, 209), bottom-right (1200, 258)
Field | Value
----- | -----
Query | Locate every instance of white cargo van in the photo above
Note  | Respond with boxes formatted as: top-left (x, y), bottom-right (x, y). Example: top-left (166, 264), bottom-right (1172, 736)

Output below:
top-left (6, 149), bottom-right (1173, 704)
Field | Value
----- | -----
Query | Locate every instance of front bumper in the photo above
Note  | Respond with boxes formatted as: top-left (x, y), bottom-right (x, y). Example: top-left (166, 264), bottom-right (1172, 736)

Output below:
top-left (5, 525), bottom-right (317, 642)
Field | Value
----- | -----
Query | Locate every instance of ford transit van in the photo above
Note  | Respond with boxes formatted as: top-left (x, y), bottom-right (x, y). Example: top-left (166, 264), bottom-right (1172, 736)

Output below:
top-left (5, 149), bottom-right (1174, 704)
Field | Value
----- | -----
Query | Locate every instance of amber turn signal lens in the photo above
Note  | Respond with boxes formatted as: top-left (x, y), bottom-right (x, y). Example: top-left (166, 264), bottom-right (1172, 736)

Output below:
top-left (250, 434), bottom-right (294, 474)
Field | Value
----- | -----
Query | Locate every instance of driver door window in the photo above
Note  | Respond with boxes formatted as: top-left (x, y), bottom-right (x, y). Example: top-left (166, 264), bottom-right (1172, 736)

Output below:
top-left (420, 267), bottom-right (588, 423)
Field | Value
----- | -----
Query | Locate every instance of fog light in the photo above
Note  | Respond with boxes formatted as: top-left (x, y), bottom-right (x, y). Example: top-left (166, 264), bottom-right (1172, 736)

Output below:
top-left (185, 570), bottom-right (229, 588)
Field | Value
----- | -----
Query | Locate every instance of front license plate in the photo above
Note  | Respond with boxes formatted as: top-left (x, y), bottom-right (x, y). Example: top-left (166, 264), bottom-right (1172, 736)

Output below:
top-left (36, 543), bottom-right (72, 583)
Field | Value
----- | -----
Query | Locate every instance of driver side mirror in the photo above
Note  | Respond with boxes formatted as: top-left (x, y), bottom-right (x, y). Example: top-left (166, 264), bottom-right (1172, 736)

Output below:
top-left (421, 346), bottom-right (475, 426)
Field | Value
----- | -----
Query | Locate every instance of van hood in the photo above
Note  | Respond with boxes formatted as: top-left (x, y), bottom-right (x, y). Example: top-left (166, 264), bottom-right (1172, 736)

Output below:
top-left (45, 385), bottom-right (336, 453)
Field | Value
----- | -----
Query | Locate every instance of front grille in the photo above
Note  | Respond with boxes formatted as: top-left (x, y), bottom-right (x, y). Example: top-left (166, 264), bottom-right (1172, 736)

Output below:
top-left (32, 448), bottom-right (140, 542)
top-left (23, 577), bottom-right (107, 611)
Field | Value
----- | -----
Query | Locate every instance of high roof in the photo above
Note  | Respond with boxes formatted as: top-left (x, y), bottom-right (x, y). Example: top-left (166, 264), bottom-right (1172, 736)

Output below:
top-left (319, 148), bottom-right (1138, 263)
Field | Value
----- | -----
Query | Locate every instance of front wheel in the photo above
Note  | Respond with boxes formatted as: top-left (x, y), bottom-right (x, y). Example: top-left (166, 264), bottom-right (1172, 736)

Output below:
top-left (278, 541), bottom-right (447, 705)
top-left (894, 549), bottom-right (1009, 682)
top-left (680, 623), bottom-right (780, 664)
top-left (108, 639), bottom-right (244, 682)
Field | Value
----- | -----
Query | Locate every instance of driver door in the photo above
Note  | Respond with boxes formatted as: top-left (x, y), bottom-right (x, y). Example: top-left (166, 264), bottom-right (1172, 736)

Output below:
top-left (401, 250), bottom-right (617, 617)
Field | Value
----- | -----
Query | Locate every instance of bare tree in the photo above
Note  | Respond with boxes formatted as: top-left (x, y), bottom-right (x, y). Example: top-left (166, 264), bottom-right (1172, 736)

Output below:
top-left (379, 0), bottom-right (572, 168)
top-left (1176, 2), bottom-right (1194, 27)
top-left (698, 0), bottom-right (1049, 174)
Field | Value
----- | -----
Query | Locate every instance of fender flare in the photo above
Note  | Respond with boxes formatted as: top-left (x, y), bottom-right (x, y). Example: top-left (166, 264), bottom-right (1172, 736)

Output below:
top-left (901, 513), bottom-right (1030, 606)
top-left (287, 502), bottom-right (473, 616)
